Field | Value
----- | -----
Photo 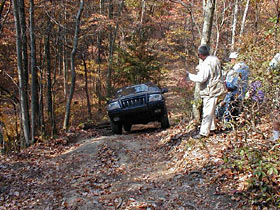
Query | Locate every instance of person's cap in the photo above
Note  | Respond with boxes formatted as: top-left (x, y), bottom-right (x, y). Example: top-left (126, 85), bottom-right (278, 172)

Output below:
top-left (198, 45), bottom-right (210, 56)
top-left (229, 52), bottom-right (238, 59)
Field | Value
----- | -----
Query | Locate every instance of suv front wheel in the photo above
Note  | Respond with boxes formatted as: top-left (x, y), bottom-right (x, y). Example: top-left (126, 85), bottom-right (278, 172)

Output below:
top-left (123, 123), bottom-right (132, 132)
top-left (111, 121), bottom-right (122, 134)
top-left (161, 111), bottom-right (170, 129)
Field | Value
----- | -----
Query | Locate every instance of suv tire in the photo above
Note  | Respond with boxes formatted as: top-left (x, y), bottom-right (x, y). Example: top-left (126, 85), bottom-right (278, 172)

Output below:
top-left (111, 121), bottom-right (122, 134)
top-left (123, 123), bottom-right (132, 132)
top-left (161, 110), bottom-right (170, 129)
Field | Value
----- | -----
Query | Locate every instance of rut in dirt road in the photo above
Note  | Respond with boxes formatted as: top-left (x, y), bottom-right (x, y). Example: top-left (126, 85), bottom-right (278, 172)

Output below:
top-left (1, 123), bottom-right (244, 209)
top-left (52, 124), bottom-right (240, 210)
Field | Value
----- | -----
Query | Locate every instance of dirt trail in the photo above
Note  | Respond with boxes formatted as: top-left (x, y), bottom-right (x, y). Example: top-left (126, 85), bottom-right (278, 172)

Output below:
top-left (52, 125), bottom-right (238, 210)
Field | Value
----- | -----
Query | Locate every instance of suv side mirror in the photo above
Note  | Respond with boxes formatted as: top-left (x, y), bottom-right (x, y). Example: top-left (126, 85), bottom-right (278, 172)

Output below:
top-left (161, 88), bottom-right (168, 94)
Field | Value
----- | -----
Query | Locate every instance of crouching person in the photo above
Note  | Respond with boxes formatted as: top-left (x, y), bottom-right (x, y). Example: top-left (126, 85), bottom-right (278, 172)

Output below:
top-left (268, 53), bottom-right (280, 141)
top-left (270, 110), bottom-right (280, 141)
top-left (216, 52), bottom-right (249, 124)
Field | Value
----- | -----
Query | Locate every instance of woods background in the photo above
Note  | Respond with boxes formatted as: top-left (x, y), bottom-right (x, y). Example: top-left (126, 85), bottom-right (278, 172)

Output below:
top-left (0, 0), bottom-right (279, 150)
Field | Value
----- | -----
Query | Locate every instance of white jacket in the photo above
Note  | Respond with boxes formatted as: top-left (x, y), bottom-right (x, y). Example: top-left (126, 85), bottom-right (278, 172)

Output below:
top-left (269, 53), bottom-right (280, 68)
top-left (189, 55), bottom-right (225, 98)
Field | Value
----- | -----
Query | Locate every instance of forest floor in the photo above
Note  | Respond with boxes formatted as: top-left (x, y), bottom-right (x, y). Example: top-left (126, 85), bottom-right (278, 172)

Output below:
top-left (0, 124), bottom-right (245, 210)
top-left (0, 64), bottom-right (276, 210)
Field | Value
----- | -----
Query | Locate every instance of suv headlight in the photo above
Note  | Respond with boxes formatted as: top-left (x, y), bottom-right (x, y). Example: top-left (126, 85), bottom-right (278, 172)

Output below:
top-left (108, 101), bottom-right (121, 110)
top-left (149, 94), bottom-right (162, 102)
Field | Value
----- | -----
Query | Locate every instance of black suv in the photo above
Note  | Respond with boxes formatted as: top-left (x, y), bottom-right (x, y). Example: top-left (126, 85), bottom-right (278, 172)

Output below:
top-left (107, 82), bottom-right (170, 134)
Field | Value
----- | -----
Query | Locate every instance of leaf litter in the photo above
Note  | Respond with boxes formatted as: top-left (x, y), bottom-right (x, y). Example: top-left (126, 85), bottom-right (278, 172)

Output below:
top-left (0, 122), bottom-right (252, 210)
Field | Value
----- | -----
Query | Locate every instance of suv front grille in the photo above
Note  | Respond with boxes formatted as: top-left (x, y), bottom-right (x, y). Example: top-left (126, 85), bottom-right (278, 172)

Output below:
top-left (121, 95), bottom-right (146, 108)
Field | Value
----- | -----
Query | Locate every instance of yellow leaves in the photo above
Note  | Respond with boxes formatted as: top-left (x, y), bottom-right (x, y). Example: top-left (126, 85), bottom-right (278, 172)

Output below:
top-left (0, 112), bottom-right (19, 142)
top-left (81, 14), bottom-right (108, 30)
top-left (76, 61), bottom-right (107, 77)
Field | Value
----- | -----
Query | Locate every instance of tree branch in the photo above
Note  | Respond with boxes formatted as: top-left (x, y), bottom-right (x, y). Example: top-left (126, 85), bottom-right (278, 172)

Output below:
top-left (0, 0), bottom-right (11, 35)
top-left (169, 0), bottom-right (201, 38)
top-left (0, 84), bottom-right (19, 104)
top-left (169, 0), bottom-right (192, 9)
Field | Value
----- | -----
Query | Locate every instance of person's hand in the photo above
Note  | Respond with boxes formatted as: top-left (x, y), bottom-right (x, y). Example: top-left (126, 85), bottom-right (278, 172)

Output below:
top-left (178, 77), bottom-right (190, 88)
top-left (178, 77), bottom-right (185, 87)
top-left (186, 69), bottom-right (191, 82)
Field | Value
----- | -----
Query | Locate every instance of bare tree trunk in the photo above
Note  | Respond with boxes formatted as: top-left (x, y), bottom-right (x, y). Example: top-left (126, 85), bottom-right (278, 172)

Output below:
top-left (96, 0), bottom-right (104, 109)
top-left (38, 40), bottom-right (45, 135)
top-left (107, 35), bottom-right (113, 98)
top-left (96, 33), bottom-right (102, 108)
top-left (19, 0), bottom-right (30, 140)
top-left (45, 19), bottom-right (56, 137)
top-left (193, 0), bottom-right (216, 123)
top-left (82, 54), bottom-right (92, 119)
top-left (39, 66), bottom-right (45, 135)
top-left (63, 0), bottom-right (68, 96)
top-left (201, 0), bottom-right (215, 46)
top-left (63, 43), bottom-right (68, 96)
top-left (12, 0), bottom-right (30, 146)
top-left (30, 0), bottom-right (39, 144)
top-left (57, 27), bottom-right (63, 76)
top-left (240, 0), bottom-right (250, 37)
top-left (99, 0), bottom-right (104, 12)
top-left (96, 34), bottom-right (102, 108)
top-left (106, 0), bottom-right (113, 98)
top-left (140, 0), bottom-right (145, 24)
top-left (214, 1), bottom-right (228, 55)
top-left (254, 1), bottom-right (259, 33)
top-left (231, 0), bottom-right (238, 51)
top-left (106, 0), bottom-right (123, 98)
top-left (63, 0), bottom-right (84, 130)
top-left (189, 0), bottom-right (201, 53)
top-left (19, 0), bottom-right (29, 100)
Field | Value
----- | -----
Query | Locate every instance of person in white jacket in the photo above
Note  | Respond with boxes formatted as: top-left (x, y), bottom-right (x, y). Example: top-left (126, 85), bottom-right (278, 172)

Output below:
top-left (186, 45), bottom-right (225, 139)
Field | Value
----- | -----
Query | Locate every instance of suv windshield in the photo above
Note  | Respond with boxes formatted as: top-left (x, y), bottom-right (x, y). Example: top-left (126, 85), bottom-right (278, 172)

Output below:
top-left (115, 83), bottom-right (160, 97)
top-left (116, 84), bottom-right (146, 97)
